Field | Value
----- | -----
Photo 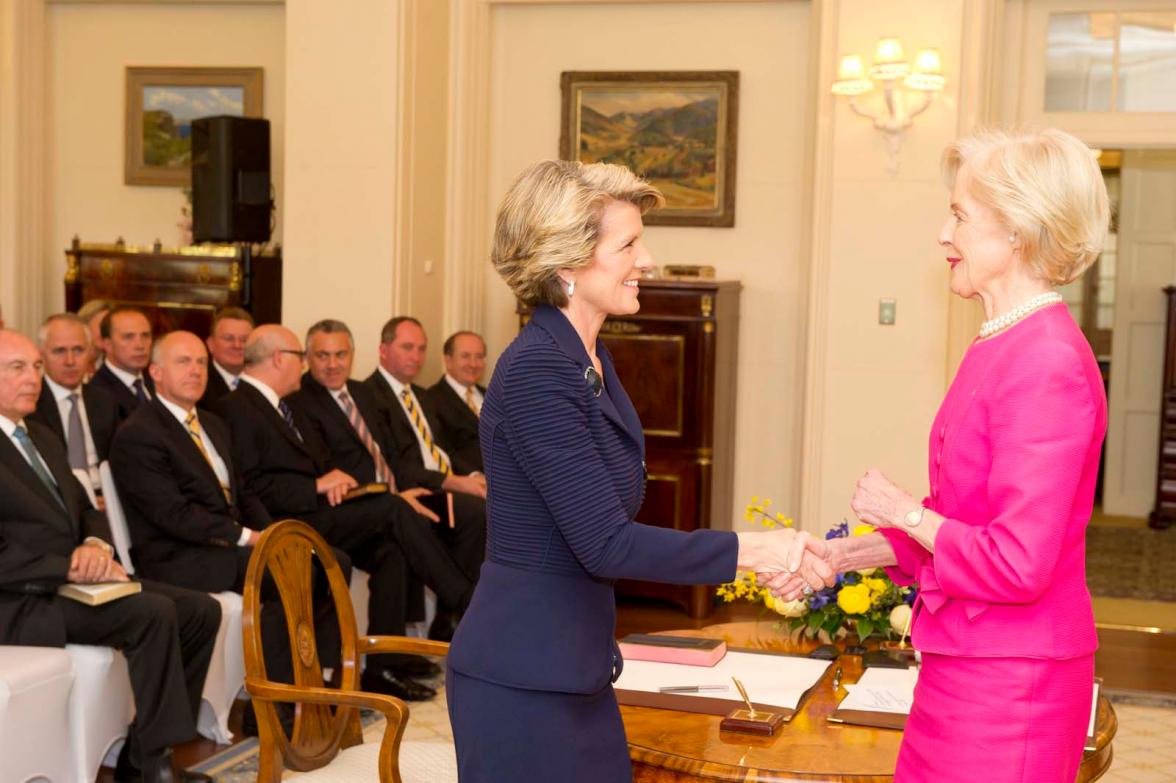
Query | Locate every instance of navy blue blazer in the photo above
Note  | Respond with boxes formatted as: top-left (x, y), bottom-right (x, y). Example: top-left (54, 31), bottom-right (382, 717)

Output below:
top-left (448, 305), bottom-right (737, 695)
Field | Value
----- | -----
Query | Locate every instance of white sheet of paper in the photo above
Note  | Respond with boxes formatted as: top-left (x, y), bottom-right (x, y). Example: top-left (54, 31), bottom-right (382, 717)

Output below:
top-left (614, 651), bottom-right (831, 712)
top-left (1088, 681), bottom-right (1100, 737)
top-left (839, 666), bottom-right (919, 715)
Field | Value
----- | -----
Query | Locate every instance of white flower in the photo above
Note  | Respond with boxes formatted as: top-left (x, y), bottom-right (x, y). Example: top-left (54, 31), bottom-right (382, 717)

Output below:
top-left (774, 598), bottom-right (807, 618)
top-left (889, 604), bottom-right (912, 636)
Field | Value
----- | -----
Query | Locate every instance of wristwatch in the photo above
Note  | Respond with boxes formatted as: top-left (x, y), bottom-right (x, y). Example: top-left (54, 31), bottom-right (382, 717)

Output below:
top-left (903, 505), bottom-right (926, 528)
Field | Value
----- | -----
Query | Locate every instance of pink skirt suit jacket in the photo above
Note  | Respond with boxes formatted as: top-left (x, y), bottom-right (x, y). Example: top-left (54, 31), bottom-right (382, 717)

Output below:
top-left (879, 304), bottom-right (1106, 782)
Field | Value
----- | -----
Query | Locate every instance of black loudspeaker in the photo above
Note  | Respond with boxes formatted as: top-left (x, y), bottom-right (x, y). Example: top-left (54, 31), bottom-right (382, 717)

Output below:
top-left (191, 116), bottom-right (272, 243)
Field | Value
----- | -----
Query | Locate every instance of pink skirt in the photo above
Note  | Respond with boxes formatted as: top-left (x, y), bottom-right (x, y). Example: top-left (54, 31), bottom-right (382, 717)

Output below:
top-left (896, 652), bottom-right (1094, 782)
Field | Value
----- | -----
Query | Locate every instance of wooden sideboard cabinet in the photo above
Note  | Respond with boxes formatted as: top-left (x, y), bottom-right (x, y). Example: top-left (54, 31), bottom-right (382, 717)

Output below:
top-left (64, 238), bottom-right (282, 336)
top-left (522, 279), bottom-right (741, 617)
top-left (1150, 286), bottom-right (1176, 529)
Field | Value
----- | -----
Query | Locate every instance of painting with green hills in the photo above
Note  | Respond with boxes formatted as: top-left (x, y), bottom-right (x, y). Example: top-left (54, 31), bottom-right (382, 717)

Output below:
top-left (574, 87), bottom-right (725, 211)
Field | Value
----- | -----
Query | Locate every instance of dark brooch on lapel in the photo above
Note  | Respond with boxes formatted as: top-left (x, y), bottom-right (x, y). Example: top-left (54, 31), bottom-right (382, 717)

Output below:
top-left (584, 366), bottom-right (603, 398)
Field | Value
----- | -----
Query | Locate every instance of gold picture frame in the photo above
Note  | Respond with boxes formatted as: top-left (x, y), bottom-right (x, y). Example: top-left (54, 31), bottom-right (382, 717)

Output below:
top-left (560, 70), bottom-right (739, 228)
top-left (125, 66), bottom-right (263, 187)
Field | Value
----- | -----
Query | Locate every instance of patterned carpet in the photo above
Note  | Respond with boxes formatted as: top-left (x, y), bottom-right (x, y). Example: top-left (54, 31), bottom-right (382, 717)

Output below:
top-left (1086, 527), bottom-right (1176, 601)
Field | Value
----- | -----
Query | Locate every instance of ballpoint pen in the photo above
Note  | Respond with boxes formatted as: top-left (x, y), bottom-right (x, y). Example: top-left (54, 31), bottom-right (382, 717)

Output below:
top-left (658, 685), bottom-right (731, 693)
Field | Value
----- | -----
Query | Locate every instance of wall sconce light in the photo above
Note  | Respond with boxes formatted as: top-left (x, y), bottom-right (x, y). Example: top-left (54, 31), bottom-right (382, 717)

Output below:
top-left (831, 38), bottom-right (946, 174)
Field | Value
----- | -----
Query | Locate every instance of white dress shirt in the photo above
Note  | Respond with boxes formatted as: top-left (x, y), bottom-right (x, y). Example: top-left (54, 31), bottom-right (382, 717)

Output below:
top-left (377, 365), bottom-right (451, 472)
top-left (45, 376), bottom-right (101, 490)
top-left (238, 374), bottom-right (282, 410)
top-left (212, 361), bottom-right (240, 391)
top-left (105, 362), bottom-right (152, 400)
top-left (157, 395), bottom-right (253, 546)
top-left (444, 373), bottom-right (483, 416)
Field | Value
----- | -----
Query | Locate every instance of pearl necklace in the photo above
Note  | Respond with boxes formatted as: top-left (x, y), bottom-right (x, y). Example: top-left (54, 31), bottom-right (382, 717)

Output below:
top-left (978, 291), bottom-right (1064, 339)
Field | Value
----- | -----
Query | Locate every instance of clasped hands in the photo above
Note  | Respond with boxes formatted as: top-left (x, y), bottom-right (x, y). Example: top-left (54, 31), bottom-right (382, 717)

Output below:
top-left (738, 529), bottom-right (838, 603)
top-left (68, 541), bottom-right (128, 584)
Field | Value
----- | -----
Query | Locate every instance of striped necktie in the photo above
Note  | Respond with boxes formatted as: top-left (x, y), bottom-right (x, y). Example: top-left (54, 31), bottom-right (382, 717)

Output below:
top-left (465, 386), bottom-right (479, 418)
top-left (338, 390), bottom-right (395, 488)
top-left (185, 411), bottom-right (231, 502)
top-left (400, 388), bottom-right (449, 474)
top-left (278, 400), bottom-right (304, 442)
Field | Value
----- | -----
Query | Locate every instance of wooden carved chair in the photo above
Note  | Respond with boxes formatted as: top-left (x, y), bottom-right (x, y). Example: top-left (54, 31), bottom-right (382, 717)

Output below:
top-left (243, 520), bottom-right (455, 782)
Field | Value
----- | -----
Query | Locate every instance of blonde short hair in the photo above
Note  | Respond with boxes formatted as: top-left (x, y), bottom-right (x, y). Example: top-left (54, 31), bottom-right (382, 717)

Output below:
top-left (943, 128), bottom-right (1110, 285)
top-left (491, 160), bottom-right (664, 307)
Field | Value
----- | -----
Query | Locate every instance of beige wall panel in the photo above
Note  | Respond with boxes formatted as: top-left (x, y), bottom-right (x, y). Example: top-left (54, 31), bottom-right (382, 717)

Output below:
top-left (46, 3), bottom-right (286, 312)
top-left (486, 0), bottom-right (811, 531)
top-left (805, 0), bottom-right (966, 531)
top-left (283, 0), bottom-right (399, 368)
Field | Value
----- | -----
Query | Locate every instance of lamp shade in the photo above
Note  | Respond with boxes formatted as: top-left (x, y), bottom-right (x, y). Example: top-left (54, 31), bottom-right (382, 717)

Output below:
top-left (869, 37), bottom-right (910, 80)
top-left (905, 48), bottom-right (946, 91)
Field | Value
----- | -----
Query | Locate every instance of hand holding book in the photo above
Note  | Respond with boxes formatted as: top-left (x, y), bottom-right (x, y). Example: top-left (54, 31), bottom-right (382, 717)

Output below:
top-left (68, 542), bottom-right (129, 584)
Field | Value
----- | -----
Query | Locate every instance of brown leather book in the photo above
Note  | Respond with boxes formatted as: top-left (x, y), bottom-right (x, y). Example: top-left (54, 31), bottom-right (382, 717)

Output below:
top-left (342, 482), bottom-right (389, 501)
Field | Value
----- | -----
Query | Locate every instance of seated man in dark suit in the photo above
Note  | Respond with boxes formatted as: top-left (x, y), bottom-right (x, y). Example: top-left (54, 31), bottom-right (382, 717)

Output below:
top-left (29, 313), bottom-right (119, 506)
top-left (288, 320), bottom-right (486, 644)
top-left (425, 330), bottom-right (487, 474)
top-left (88, 305), bottom-right (155, 423)
top-left (110, 331), bottom-right (345, 729)
top-left (0, 329), bottom-right (220, 783)
top-left (198, 306), bottom-right (253, 410)
top-left (212, 324), bottom-right (474, 701)
top-left (77, 298), bottom-right (111, 377)
top-left (365, 317), bottom-right (487, 494)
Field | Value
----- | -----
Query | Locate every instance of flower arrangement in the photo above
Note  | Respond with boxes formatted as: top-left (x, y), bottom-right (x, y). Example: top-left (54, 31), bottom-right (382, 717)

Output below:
top-left (717, 502), bottom-right (917, 642)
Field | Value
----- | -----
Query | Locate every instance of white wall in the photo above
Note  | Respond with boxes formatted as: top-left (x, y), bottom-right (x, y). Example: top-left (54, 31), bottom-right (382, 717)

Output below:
top-left (46, 2), bottom-right (286, 311)
top-left (486, 0), bottom-right (812, 531)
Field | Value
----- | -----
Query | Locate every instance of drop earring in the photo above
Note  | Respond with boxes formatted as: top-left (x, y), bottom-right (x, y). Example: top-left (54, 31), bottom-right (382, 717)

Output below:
top-left (566, 279), bottom-right (575, 297)
top-left (1008, 234), bottom-right (1016, 244)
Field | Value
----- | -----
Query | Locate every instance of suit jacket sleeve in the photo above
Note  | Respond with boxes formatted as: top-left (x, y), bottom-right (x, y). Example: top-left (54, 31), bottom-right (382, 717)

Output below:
top-left (500, 343), bottom-right (736, 584)
top-left (0, 537), bottom-right (71, 592)
top-left (213, 396), bottom-right (320, 515)
top-left (928, 341), bottom-right (1098, 604)
top-left (110, 424), bottom-right (243, 545)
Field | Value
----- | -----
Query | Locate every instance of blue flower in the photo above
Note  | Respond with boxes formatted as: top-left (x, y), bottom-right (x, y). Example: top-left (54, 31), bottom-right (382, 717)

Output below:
top-left (807, 590), bottom-right (833, 610)
top-left (826, 521), bottom-right (850, 540)
top-left (904, 586), bottom-right (919, 605)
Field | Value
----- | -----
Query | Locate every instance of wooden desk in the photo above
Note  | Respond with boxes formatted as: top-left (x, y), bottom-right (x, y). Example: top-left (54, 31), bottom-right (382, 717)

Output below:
top-left (621, 621), bottom-right (1116, 782)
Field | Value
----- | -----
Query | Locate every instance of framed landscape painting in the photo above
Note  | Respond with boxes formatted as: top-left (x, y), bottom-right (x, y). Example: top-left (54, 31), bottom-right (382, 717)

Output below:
top-left (125, 66), bottom-right (263, 186)
top-left (560, 71), bottom-right (739, 227)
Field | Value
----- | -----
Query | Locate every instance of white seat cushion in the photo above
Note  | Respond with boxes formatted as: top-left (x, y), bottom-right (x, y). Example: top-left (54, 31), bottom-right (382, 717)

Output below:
top-left (288, 740), bottom-right (457, 783)
top-left (0, 647), bottom-right (74, 783)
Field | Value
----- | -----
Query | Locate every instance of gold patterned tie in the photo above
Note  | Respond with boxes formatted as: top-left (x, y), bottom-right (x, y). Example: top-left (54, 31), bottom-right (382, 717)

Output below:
top-left (185, 411), bottom-right (231, 502)
top-left (465, 385), bottom-right (479, 418)
top-left (338, 390), bottom-right (395, 488)
top-left (401, 388), bottom-right (449, 474)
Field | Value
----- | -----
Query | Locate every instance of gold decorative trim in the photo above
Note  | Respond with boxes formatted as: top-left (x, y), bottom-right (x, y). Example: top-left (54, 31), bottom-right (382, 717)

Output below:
top-left (76, 241), bottom-right (240, 258)
top-left (196, 263), bottom-right (212, 284)
top-left (600, 333), bottom-right (686, 437)
top-left (701, 294), bottom-right (714, 318)
top-left (602, 320), bottom-right (643, 334)
top-left (100, 259), bottom-right (114, 279)
top-left (703, 322), bottom-right (715, 334)
top-left (228, 262), bottom-right (243, 292)
top-left (64, 256), bottom-right (80, 284)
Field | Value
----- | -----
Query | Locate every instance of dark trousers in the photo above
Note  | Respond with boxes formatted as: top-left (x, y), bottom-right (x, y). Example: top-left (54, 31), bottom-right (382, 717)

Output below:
top-left (57, 579), bottom-right (220, 762)
top-left (304, 492), bottom-right (473, 671)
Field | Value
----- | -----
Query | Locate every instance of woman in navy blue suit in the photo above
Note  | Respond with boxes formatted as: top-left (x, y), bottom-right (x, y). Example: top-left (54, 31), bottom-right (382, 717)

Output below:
top-left (446, 160), bottom-right (833, 782)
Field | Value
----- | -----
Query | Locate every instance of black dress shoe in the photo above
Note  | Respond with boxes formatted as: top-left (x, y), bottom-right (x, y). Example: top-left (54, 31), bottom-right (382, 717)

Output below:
top-left (427, 611), bottom-right (460, 643)
top-left (386, 653), bottom-right (442, 677)
top-left (361, 668), bottom-right (437, 701)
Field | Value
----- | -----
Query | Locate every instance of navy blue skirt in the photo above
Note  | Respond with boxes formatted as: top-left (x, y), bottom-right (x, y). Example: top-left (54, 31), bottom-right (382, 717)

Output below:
top-left (446, 667), bottom-right (632, 782)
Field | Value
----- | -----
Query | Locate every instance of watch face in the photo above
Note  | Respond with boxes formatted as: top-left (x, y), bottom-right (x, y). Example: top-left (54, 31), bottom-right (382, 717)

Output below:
top-left (904, 508), bottom-right (922, 527)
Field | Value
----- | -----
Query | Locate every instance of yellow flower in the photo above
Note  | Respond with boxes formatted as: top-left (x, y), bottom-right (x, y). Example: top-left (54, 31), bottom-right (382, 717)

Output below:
top-left (837, 584), bottom-right (872, 615)
top-left (863, 577), bottom-right (887, 595)
top-left (773, 598), bottom-right (807, 618)
top-left (852, 524), bottom-right (876, 537)
top-left (763, 593), bottom-right (776, 611)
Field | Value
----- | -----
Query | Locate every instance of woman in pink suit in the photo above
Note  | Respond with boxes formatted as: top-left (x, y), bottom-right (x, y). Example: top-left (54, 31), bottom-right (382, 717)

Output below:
top-left (771, 128), bottom-right (1109, 782)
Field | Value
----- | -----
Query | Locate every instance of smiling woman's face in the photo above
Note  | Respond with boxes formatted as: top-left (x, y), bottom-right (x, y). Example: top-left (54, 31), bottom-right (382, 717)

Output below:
top-left (567, 200), bottom-right (654, 318)
top-left (938, 163), bottom-right (1018, 300)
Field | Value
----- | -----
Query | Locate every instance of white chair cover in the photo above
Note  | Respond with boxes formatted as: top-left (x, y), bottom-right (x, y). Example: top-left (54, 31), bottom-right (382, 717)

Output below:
top-left (99, 461), bottom-right (244, 743)
top-left (65, 644), bottom-right (135, 783)
top-left (0, 646), bottom-right (75, 783)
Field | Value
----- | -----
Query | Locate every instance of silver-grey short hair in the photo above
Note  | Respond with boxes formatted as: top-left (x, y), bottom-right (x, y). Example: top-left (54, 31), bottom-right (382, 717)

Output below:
top-left (37, 313), bottom-right (90, 348)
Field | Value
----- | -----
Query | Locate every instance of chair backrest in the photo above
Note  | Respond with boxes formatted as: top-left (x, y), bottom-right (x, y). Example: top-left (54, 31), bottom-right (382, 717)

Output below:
top-left (98, 461), bottom-right (135, 574)
top-left (242, 520), bottom-right (380, 778)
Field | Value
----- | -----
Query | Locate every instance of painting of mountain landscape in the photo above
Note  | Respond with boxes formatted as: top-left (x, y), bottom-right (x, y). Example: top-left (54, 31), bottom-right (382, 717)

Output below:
top-left (561, 72), bottom-right (738, 227)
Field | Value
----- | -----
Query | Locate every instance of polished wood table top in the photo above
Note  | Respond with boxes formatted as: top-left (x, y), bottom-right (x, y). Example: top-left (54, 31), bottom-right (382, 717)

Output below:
top-left (620, 620), bottom-right (1116, 782)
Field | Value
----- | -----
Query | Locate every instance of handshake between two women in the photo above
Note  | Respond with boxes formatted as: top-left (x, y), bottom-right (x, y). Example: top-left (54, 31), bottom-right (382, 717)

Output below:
top-left (734, 528), bottom-right (844, 603)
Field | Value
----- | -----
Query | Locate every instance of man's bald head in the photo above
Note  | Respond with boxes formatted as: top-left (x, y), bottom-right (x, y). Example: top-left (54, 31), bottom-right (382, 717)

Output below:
top-left (242, 324), bottom-right (305, 397)
top-left (149, 331), bottom-right (208, 410)
top-left (0, 330), bottom-right (44, 421)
